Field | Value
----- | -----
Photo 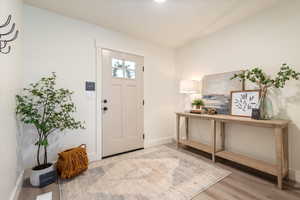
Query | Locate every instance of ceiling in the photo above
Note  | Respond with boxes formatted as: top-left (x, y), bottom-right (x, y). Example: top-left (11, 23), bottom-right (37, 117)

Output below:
top-left (24, 0), bottom-right (280, 48)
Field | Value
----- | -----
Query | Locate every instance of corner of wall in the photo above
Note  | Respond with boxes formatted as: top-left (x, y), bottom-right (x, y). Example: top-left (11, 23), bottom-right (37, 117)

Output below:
top-left (10, 170), bottom-right (24, 200)
top-left (144, 136), bottom-right (174, 148)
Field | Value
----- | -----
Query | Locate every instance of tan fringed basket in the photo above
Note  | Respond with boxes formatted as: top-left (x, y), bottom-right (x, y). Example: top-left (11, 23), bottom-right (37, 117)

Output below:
top-left (56, 144), bottom-right (88, 179)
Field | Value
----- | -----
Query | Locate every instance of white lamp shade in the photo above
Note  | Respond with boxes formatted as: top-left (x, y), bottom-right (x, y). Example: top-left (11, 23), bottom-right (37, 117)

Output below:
top-left (179, 80), bottom-right (201, 94)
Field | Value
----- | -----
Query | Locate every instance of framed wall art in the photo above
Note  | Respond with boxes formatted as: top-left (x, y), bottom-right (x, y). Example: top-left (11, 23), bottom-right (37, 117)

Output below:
top-left (202, 70), bottom-right (244, 114)
top-left (230, 90), bottom-right (260, 117)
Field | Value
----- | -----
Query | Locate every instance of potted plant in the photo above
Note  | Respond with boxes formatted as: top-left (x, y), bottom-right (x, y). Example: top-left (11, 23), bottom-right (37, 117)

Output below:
top-left (16, 73), bottom-right (85, 187)
top-left (192, 99), bottom-right (205, 110)
top-left (231, 64), bottom-right (300, 119)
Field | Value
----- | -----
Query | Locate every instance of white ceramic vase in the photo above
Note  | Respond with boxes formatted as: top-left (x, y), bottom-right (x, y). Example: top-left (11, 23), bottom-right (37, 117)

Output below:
top-left (30, 164), bottom-right (54, 187)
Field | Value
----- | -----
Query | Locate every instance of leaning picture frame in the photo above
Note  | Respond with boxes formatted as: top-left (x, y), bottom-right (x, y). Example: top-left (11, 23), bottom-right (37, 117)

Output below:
top-left (230, 90), bottom-right (260, 117)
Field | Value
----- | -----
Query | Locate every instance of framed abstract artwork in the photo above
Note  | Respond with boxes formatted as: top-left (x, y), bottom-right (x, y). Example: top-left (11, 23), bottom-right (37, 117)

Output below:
top-left (230, 90), bottom-right (260, 117)
top-left (202, 71), bottom-right (244, 114)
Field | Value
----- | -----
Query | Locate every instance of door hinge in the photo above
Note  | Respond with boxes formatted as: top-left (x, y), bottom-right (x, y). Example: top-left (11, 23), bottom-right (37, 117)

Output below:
top-left (143, 134), bottom-right (145, 140)
top-left (143, 66), bottom-right (144, 72)
top-left (142, 100), bottom-right (145, 106)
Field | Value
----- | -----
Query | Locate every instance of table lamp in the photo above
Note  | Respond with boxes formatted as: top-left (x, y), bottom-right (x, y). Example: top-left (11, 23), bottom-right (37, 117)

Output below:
top-left (179, 80), bottom-right (201, 111)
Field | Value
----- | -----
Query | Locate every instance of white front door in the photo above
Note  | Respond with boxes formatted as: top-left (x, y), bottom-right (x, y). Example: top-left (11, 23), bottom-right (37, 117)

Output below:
top-left (101, 49), bottom-right (144, 157)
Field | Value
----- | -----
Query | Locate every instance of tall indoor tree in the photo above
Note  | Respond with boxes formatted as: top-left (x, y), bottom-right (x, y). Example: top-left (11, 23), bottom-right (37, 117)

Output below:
top-left (16, 72), bottom-right (85, 169)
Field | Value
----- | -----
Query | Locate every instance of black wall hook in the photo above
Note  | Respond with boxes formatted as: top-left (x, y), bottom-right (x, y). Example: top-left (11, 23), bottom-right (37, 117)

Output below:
top-left (0, 15), bottom-right (19, 55)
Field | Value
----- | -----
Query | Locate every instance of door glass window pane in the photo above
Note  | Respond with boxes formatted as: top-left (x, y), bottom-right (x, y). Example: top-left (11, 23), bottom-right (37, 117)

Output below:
top-left (124, 61), bottom-right (136, 79)
top-left (112, 58), bottom-right (124, 78)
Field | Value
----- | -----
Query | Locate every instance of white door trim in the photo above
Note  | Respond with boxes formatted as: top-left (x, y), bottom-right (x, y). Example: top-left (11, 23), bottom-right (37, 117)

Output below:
top-left (95, 44), bottom-right (145, 160)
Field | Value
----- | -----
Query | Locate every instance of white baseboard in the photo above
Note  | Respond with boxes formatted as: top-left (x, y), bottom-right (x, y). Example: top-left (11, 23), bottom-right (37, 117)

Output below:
top-left (289, 169), bottom-right (300, 183)
top-left (10, 170), bottom-right (24, 200)
top-left (88, 152), bottom-right (100, 162)
top-left (144, 136), bottom-right (174, 148)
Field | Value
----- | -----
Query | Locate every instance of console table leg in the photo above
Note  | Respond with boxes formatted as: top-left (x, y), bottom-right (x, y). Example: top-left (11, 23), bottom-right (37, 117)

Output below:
top-left (185, 117), bottom-right (189, 140)
top-left (275, 127), bottom-right (284, 189)
top-left (220, 121), bottom-right (225, 151)
top-left (211, 120), bottom-right (216, 162)
top-left (284, 127), bottom-right (289, 179)
top-left (176, 115), bottom-right (180, 148)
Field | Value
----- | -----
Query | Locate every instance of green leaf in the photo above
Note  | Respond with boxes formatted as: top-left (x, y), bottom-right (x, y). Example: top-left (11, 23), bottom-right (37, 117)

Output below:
top-left (230, 64), bottom-right (299, 89)
top-left (41, 139), bottom-right (49, 147)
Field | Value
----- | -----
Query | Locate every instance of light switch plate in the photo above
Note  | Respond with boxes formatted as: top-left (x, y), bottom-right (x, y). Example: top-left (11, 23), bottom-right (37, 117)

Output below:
top-left (85, 81), bottom-right (96, 91)
top-left (36, 192), bottom-right (52, 200)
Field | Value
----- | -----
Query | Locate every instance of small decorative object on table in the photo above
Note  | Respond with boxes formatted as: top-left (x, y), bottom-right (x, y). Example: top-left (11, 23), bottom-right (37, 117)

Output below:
top-left (190, 109), bottom-right (206, 114)
top-left (57, 144), bottom-right (89, 179)
top-left (206, 108), bottom-right (217, 115)
top-left (190, 107), bottom-right (217, 115)
top-left (230, 90), bottom-right (260, 117)
top-left (251, 108), bottom-right (261, 120)
top-left (16, 73), bottom-right (85, 187)
top-left (191, 98), bottom-right (204, 110)
top-left (231, 64), bottom-right (300, 119)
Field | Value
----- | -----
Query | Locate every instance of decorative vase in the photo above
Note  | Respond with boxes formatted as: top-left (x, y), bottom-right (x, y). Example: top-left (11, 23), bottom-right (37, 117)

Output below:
top-left (259, 97), bottom-right (266, 120)
top-left (30, 163), bottom-right (56, 187)
top-left (259, 90), bottom-right (273, 120)
top-left (258, 88), bottom-right (270, 120)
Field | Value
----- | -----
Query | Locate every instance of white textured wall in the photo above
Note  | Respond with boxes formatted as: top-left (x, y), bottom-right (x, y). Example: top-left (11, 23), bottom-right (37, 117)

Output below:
top-left (175, 0), bottom-right (300, 181)
top-left (23, 5), bottom-right (176, 168)
top-left (0, 0), bottom-right (22, 199)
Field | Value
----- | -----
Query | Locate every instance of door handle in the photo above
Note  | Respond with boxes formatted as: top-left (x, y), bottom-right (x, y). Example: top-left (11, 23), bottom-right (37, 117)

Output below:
top-left (103, 99), bottom-right (108, 103)
top-left (102, 107), bottom-right (108, 111)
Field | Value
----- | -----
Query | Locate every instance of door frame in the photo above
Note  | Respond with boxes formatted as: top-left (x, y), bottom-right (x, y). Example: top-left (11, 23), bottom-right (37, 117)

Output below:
top-left (96, 46), bottom-right (145, 160)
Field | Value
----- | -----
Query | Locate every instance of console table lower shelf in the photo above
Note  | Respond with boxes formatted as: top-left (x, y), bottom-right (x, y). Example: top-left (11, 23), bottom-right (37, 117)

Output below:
top-left (176, 112), bottom-right (289, 189)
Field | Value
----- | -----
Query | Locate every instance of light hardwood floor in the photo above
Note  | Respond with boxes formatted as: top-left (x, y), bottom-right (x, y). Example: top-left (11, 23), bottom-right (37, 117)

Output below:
top-left (18, 143), bottom-right (300, 200)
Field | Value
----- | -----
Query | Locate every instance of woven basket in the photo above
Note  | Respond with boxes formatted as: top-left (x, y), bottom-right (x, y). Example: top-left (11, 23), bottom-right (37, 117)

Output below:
top-left (56, 144), bottom-right (88, 179)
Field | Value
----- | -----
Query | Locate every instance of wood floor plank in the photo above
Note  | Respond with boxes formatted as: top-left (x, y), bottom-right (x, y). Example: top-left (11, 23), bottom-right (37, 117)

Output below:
top-left (18, 178), bottom-right (60, 200)
top-left (222, 176), bottom-right (273, 200)
top-left (221, 179), bottom-right (263, 200)
top-left (198, 185), bottom-right (240, 200)
top-left (192, 192), bottom-right (215, 200)
top-left (227, 171), bottom-right (300, 200)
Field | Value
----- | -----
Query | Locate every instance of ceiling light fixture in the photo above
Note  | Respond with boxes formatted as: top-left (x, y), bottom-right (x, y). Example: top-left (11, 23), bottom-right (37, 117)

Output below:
top-left (154, 0), bottom-right (166, 3)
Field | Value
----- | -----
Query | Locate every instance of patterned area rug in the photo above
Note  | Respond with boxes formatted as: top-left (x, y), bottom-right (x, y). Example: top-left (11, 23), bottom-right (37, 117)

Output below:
top-left (59, 145), bottom-right (230, 200)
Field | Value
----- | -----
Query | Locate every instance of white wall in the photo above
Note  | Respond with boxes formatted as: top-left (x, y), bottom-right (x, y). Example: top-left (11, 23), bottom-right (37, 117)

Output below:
top-left (0, 0), bottom-right (23, 199)
top-left (175, 0), bottom-right (300, 181)
top-left (23, 5), bottom-right (176, 168)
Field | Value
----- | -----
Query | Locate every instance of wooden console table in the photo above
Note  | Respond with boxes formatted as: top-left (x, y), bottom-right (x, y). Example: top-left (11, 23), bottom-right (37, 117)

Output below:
top-left (176, 112), bottom-right (289, 189)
